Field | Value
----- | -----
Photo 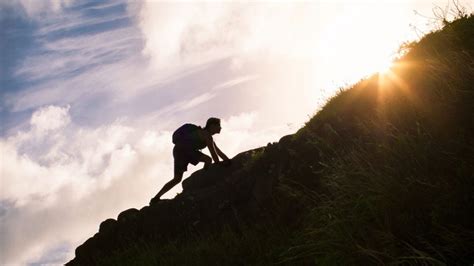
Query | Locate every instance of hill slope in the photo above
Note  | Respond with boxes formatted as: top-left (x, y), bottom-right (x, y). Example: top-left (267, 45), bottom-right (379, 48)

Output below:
top-left (68, 15), bottom-right (474, 265)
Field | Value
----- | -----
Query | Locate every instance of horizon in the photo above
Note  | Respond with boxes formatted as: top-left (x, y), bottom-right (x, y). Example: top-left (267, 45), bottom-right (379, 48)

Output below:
top-left (0, 0), bottom-right (469, 264)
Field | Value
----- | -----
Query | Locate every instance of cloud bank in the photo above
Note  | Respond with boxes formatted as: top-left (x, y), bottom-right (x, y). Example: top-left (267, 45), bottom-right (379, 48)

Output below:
top-left (137, 2), bottom-right (320, 70)
top-left (0, 104), bottom-right (290, 264)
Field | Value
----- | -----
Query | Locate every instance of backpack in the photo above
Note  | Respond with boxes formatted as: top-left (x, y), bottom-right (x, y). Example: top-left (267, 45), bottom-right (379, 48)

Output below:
top-left (172, 124), bottom-right (201, 145)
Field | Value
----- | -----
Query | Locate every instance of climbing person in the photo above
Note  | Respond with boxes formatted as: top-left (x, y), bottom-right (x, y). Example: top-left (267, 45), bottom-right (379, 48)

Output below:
top-left (150, 117), bottom-right (231, 203)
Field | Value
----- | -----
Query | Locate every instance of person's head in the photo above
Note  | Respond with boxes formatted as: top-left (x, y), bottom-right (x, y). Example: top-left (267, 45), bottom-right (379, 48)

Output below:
top-left (204, 117), bottom-right (221, 135)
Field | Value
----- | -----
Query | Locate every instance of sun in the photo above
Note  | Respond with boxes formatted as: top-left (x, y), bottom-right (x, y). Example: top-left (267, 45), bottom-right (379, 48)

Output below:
top-left (358, 49), bottom-right (396, 77)
top-left (376, 59), bottom-right (394, 75)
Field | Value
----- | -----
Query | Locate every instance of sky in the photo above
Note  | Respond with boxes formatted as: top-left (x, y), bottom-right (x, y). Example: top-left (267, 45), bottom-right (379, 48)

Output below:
top-left (0, 0), bottom-right (470, 264)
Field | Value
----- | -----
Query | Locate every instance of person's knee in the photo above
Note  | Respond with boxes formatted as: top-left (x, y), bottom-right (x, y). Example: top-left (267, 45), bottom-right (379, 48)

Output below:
top-left (173, 172), bottom-right (184, 183)
top-left (201, 155), bottom-right (212, 165)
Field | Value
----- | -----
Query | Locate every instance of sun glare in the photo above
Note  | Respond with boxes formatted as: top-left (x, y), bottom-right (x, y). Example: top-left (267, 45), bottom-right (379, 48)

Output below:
top-left (376, 59), bottom-right (394, 75)
top-left (306, 3), bottom-right (409, 96)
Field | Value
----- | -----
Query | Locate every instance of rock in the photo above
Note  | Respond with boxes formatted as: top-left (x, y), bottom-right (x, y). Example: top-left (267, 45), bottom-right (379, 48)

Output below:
top-left (279, 134), bottom-right (294, 148)
top-left (253, 174), bottom-right (274, 205)
top-left (68, 146), bottom-right (283, 264)
top-left (117, 208), bottom-right (139, 224)
top-left (71, 235), bottom-right (99, 265)
top-left (182, 165), bottom-right (229, 192)
top-left (99, 218), bottom-right (117, 235)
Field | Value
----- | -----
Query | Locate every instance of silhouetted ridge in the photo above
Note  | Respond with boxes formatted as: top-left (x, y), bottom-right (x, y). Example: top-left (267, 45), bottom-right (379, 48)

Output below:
top-left (68, 14), bottom-right (474, 265)
top-left (67, 143), bottom-right (299, 265)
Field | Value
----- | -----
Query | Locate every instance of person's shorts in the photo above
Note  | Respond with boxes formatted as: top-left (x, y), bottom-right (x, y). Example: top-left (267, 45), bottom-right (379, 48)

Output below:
top-left (173, 145), bottom-right (206, 173)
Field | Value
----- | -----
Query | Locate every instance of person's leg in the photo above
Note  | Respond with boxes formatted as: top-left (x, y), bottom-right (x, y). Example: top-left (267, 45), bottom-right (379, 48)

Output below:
top-left (154, 170), bottom-right (183, 200)
top-left (187, 150), bottom-right (212, 170)
top-left (150, 168), bottom-right (184, 204)
top-left (150, 150), bottom-right (210, 204)
top-left (199, 153), bottom-right (212, 170)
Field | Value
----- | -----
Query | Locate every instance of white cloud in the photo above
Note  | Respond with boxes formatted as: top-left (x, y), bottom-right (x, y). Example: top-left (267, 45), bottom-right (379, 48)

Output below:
top-left (212, 75), bottom-right (259, 91)
top-left (0, 108), bottom-right (172, 264)
top-left (30, 105), bottom-right (71, 133)
top-left (223, 112), bottom-right (256, 131)
top-left (135, 2), bottom-right (320, 70)
top-left (3, 1), bottom-right (148, 116)
top-left (0, 106), bottom-right (293, 265)
top-left (35, 6), bottom-right (130, 36)
top-left (179, 92), bottom-right (216, 111)
top-left (14, 0), bottom-right (74, 18)
top-left (15, 26), bottom-right (141, 82)
top-left (0, 107), bottom-right (139, 209)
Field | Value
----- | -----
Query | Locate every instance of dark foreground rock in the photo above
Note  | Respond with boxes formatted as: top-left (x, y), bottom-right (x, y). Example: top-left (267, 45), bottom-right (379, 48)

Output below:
top-left (67, 136), bottom-right (296, 265)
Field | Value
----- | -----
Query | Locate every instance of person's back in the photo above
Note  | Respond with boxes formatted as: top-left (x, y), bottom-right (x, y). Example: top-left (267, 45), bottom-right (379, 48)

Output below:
top-left (172, 124), bottom-right (207, 151)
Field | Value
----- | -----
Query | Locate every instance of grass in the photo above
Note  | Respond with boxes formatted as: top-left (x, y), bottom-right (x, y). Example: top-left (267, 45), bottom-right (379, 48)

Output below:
top-left (96, 223), bottom-right (296, 266)
top-left (282, 13), bottom-right (474, 266)
top-left (93, 13), bottom-right (474, 266)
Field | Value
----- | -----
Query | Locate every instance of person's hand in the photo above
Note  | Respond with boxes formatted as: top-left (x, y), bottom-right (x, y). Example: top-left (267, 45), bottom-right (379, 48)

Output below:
top-left (221, 159), bottom-right (232, 167)
top-left (149, 196), bottom-right (160, 205)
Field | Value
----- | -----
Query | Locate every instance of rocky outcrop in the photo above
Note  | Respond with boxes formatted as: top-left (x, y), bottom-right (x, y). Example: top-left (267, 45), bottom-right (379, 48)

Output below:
top-left (67, 136), bottom-right (297, 265)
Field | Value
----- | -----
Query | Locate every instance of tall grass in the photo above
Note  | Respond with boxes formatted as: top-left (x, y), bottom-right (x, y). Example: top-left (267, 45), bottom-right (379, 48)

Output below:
top-left (282, 13), bottom-right (474, 266)
top-left (96, 223), bottom-right (294, 266)
top-left (92, 14), bottom-right (474, 266)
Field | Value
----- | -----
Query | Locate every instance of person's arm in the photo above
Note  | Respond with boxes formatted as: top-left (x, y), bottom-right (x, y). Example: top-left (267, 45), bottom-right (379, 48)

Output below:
top-left (214, 144), bottom-right (229, 161)
top-left (205, 136), bottom-right (220, 163)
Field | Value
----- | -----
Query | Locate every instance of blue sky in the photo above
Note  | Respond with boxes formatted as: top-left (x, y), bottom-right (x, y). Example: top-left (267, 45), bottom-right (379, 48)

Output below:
top-left (1, 0), bottom-right (466, 264)
top-left (1, 0), bottom-right (142, 133)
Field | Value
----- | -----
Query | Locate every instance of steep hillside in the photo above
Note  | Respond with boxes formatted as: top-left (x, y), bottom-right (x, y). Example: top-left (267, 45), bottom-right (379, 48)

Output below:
top-left (68, 15), bottom-right (474, 265)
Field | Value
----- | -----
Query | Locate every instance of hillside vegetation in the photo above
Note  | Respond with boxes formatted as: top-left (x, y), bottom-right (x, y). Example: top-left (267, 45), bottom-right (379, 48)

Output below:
top-left (68, 14), bottom-right (474, 265)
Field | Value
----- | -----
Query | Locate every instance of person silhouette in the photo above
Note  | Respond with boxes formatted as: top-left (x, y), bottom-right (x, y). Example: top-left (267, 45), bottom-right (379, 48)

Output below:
top-left (150, 117), bottom-right (231, 203)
